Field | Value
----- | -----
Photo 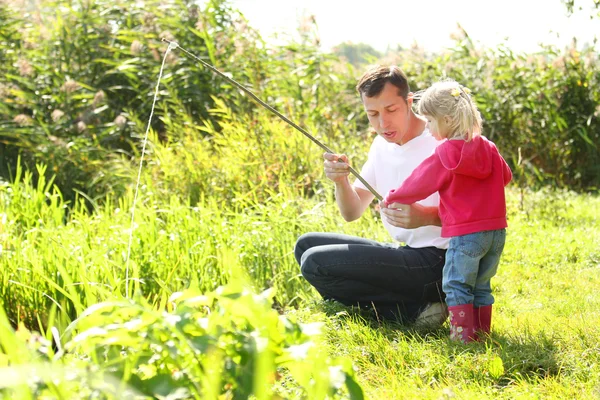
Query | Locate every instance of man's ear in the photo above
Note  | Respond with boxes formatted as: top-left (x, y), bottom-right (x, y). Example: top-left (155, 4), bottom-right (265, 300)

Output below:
top-left (406, 92), bottom-right (414, 108)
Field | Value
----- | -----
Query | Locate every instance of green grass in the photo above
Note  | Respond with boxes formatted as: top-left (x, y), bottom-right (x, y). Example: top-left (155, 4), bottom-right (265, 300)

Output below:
top-left (296, 188), bottom-right (600, 399)
top-left (1, 165), bottom-right (599, 398)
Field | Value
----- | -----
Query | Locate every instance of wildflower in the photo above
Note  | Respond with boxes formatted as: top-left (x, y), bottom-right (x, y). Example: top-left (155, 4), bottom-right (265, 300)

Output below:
top-left (142, 12), bottom-right (155, 25)
top-left (13, 114), bottom-right (33, 126)
top-left (114, 115), bottom-right (127, 129)
top-left (526, 55), bottom-right (536, 66)
top-left (130, 40), bottom-right (144, 56)
top-left (17, 59), bottom-right (34, 77)
top-left (536, 55), bottom-right (546, 68)
top-left (234, 40), bottom-right (245, 57)
top-left (569, 47), bottom-right (580, 63)
top-left (298, 14), bottom-right (315, 36)
top-left (51, 109), bottom-right (65, 122)
top-left (233, 18), bottom-right (248, 34)
top-left (48, 135), bottom-right (66, 148)
top-left (151, 48), bottom-right (160, 62)
top-left (159, 31), bottom-right (175, 42)
top-left (61, 80), bottom-right (80, 94)
top-left (39, 26), bottom-right (50, 41)
top-left (166, 52), bottom-right (178, 65)
top-left (450, 24), bottom-right (467, 41)
top-left (551, 56), bottom-right (565, 70)
top-left (98, 24), bottom-right (112, 34)
top-left (93, 90), bottom-right (105, 106)
top-left (584, 53), bottom-right (594, 69)
top-left (214, 32), bottom-right (226, 57)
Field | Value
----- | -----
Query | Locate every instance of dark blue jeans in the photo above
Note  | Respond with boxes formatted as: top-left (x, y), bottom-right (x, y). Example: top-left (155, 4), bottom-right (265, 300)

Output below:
top-left (295, 232), bottom-right (447, 322)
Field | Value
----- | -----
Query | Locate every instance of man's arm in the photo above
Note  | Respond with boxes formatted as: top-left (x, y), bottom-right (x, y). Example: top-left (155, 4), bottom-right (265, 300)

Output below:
top-left (324, 152), bottom-right (374, 221)
top-left (335, 182), bottom-right (374, 221)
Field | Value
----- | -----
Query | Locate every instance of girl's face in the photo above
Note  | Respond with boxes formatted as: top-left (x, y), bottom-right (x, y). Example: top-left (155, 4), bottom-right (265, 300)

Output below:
top-left (425, 115), bottom-right (449, 141)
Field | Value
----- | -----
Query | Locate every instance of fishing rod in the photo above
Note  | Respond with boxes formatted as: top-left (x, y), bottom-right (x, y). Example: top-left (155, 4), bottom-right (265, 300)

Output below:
top-left (161, 38), bottom-right (383, 202)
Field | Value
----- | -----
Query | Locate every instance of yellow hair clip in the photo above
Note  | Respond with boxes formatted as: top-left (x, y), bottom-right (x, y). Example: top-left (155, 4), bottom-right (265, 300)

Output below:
top-left (451, 88), bottom-right (461, 98)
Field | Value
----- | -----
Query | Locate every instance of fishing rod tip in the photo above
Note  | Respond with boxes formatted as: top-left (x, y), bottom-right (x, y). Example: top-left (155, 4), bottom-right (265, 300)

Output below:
top-left (160, 37), bottom-right (179, 49)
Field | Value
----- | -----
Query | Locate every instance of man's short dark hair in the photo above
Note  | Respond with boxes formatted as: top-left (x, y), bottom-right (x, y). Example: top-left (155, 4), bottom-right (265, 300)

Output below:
top-left (356, 65), bottom-right (410, 100)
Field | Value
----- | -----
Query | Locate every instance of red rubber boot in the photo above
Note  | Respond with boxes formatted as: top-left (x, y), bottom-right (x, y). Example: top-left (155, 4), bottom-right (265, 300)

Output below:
top-left (448, 304), bottom-right (476, 343)
top-left (475, 305), bottom-right (492, 340)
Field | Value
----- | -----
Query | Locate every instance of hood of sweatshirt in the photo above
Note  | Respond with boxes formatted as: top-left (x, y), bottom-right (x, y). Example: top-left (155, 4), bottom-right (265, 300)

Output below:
top-left (436, 135), bottom-right (493, 179)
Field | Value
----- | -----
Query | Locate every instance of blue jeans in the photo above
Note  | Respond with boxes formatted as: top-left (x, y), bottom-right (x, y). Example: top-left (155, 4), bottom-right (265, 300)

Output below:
top-left (443, 229), bottom-right (506, 307)
top-left (295, 232), bottom-right (447, 322)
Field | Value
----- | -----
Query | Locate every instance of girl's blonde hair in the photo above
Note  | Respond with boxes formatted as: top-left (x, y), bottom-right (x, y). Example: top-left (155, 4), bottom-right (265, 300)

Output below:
top-left (417, 79), bottom-right (482, 141)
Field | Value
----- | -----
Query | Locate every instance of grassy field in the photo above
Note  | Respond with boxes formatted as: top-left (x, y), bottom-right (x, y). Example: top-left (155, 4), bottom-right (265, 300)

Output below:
top-left (309, 188), bottom-right (600, 399)
top-left (0, 164), bottom-right (598, 398)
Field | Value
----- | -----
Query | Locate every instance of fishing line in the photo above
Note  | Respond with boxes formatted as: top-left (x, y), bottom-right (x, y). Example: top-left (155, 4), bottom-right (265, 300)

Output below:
top-left (124, 41), bottom-right (177, 298)
top-left (161, 38), bottom-right (383, 201)
top-left (126, 39), bottom-right (384, 297)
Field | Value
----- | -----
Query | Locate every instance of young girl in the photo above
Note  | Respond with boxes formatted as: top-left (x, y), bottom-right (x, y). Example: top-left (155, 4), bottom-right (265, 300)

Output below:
top-left (382, 80), bottom-right (512, 343)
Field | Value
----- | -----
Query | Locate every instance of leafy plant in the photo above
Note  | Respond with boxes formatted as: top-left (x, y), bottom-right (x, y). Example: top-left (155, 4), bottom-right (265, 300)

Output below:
top-left (0, 283), bottom-right (363, 399)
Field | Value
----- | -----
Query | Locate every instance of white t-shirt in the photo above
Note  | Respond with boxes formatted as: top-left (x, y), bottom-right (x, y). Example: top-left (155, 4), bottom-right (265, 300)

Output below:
top-left (354, 130), bottom-right (450, 249)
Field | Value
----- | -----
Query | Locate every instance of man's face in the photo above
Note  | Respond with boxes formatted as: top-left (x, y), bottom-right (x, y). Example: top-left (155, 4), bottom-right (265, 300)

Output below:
top-left (362, 82), bottom-right (412, 145)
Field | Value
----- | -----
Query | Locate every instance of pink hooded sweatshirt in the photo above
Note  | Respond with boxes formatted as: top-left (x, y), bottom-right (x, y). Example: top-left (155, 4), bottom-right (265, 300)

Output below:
top-left (385, 135), bottom-right (512, 238)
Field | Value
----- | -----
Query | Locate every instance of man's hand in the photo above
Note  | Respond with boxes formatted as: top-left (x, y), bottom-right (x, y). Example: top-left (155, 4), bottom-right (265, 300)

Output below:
top-left (381, 202), bottom-right (440, 229)
top-left (323, 152), bottom-right (350, 184)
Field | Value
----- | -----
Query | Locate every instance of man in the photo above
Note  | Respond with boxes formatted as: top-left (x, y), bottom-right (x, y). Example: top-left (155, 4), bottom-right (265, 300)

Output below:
top-left (294, 65), bottom-right (449, 325)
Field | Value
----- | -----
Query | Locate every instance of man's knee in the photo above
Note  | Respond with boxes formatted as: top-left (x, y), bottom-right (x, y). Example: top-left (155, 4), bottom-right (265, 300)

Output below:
top-left (293, 236), bottom-right (306, 265)
top-left (294, 233), bottom-right (314, 264)
top-left (300, 248), bottom-right (326, 284)
top-left (299, 251), bottom-right (314, 277)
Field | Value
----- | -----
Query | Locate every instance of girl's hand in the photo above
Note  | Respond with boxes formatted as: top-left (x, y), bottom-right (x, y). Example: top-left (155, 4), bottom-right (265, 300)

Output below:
top-left (381, 202), bottom-right (434, 229)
